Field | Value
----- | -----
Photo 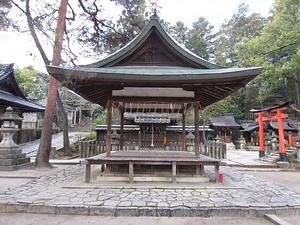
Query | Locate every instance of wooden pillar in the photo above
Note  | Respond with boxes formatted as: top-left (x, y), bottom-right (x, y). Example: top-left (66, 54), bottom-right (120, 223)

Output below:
top-left (129, 161), bottom-right (134, 183)
top-left (106, 101), bottom-right (112, 156)
top-left (85, 163), bottom-right (91, 183)
top-left (182, 110), bottom-right (186, 151)
top-left (257, 112), bottom-right (265, 158)
top-left (214, 163), bottom-right (220, 183)
top-left (172, 161), bottom-right (176, 183)
top-left (120, 108), bottom-right (124, 150)
top-left (277, 110), bottom-right (287, 161)
top-left (194, 102), bottom-right (200, 156)
top-left (138, 129), bottom-right (141, 150)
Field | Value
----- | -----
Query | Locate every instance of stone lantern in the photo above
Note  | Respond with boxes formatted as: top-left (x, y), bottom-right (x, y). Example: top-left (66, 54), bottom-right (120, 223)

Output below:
top-left (0, 107), bottom-right (22, 147)
top-left (186, 131), bottom-right (195, 152)
top-left (111, 129), bottom-right (120, 151)
top-left (270, 132), bottom-right (279, 152)
top-left (264, 133), bottom-right (272, 156)
top-left (295, 134), bottom-right (300, 160)
top-left (0, 107), bottom-right (31, 170)
top-left (214, 135), bottom-right (221, 142)
top-left (235, 135), bottom-right (246, 149)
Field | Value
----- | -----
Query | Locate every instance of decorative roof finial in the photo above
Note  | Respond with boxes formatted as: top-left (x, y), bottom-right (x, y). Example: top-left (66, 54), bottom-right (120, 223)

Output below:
top-left (150, 8), bottom-right (160, 21)
top-left (150, 0), bottom-right (160, 21)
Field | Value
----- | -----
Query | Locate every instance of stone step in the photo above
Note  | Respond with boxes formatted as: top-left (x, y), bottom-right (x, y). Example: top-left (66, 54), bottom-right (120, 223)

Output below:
top-left (97, 174), bottom-right (210, 183)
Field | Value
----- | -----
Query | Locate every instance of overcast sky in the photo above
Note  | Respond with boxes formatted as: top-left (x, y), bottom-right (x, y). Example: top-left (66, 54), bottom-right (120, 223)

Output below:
top-left (159, 0), bottom-right (274, 29)
top-left (0, 0), bottom-right (274, 72)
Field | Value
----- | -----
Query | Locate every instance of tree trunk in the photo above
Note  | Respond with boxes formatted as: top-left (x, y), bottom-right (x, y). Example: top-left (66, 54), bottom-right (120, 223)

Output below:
top-left (294, 72), bottom-right (300, 109)
top-left (26, 0), bottom-right (70, 163)
top-left (57, 91), bottom-right (70, 155)
top-left (34, 0), bottom-right (68, 168)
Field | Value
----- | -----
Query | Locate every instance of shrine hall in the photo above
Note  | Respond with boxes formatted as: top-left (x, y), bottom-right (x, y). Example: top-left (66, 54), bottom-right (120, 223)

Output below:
top-left (46, 14), bottom-right (263, 183)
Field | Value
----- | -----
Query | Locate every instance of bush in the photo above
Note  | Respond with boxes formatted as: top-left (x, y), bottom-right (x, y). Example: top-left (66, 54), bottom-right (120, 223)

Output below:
top-left (84, 131), bottom-right (97, 140)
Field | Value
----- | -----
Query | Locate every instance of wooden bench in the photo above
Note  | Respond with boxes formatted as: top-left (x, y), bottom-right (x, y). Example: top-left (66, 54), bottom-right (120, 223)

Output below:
top-left (85, 151), bottom-right (220, 183)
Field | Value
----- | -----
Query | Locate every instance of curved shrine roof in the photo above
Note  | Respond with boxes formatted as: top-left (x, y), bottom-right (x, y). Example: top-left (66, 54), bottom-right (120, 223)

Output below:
top-left (211, 115), bottom-right (240, 127)
top-left (47, 14), bottom-right (263, 113)
top-left (0, 64), bottom-right (45, 112)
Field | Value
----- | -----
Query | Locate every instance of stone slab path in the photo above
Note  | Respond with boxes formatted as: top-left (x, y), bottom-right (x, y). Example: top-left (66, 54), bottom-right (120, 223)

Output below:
top-left (1, 164), bottom-right (300, 217)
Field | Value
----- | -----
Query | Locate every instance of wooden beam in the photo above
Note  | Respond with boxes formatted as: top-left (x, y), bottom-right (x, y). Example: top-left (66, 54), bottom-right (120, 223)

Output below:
top-left (106, 101), bottom-right (112, 156)
top-left (194, 102), bottom-right (200, 156)
top-left (120, 106), bottom-right (124, 150)
top-left (198, 88), bottom-right (225, 99)
top-left (182, 109), bottom-right (186, 151)
top-left (108, 96), bottom-right (195, 103)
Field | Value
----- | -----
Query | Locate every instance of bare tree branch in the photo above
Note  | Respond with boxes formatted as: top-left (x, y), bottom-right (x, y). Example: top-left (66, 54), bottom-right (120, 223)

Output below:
top-left (25, 0), bottom-right (50, 65)
top-left (66, 2), bottom-right (76, 21)
top-left (10, 0), bottom-right (26, 14)
top-left (78, 0), bottom-right (98, 16)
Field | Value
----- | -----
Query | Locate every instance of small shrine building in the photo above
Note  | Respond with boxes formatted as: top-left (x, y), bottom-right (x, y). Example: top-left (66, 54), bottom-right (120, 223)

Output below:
top-left (46, 14), bottom-right (264, 183)
top-left (0, 64), bottom-right (45, 113)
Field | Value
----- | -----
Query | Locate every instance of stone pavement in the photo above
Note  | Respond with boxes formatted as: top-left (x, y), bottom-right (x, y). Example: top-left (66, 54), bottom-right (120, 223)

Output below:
top-left (225, 149), bottom-right (278, 168)
top-left (20, 131), bottom-right (89, 157)
top-left (1, 133), bottom-right (300, 221)
top-left (1, 160), bottom-right (300, 218)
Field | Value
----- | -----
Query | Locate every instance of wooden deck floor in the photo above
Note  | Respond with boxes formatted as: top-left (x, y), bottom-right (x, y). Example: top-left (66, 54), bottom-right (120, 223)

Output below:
top-left (85, 151), bottom-right (220, 183)
top-left (110, 150), bottom-right (208, 158)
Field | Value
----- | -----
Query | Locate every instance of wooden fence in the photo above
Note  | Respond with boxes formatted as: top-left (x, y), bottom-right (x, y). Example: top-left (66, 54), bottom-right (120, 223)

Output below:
top-left (79, 140), bottom-right (227, 159)
top-left (201, 141), bottom-right (227, 159)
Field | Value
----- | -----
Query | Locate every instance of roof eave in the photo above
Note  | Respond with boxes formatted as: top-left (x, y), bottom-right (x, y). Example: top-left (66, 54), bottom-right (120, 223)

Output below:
top-left (47, 65), bottom-right (262, 84)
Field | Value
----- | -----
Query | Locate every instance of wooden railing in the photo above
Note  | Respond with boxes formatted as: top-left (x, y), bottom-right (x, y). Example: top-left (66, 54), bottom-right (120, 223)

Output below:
top-left (79, 140), bottom-right (137, 158)
top-left (79, 141), bottom-right (105, 158)
top-left (79, 140), bottom-right (226, 159)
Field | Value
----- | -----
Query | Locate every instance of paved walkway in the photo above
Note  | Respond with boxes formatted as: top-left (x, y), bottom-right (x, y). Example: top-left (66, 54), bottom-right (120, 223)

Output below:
top-left (1, 134), bottom-right (300, 221)
top-left (1, 164), bottom-right (300, 217)
top-left (20, 131), bottom-right (89, 157)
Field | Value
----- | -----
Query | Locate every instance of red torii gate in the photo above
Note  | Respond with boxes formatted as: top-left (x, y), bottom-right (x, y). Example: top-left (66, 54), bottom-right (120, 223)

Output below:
top-left (250, 102), bottom-right (291, 162)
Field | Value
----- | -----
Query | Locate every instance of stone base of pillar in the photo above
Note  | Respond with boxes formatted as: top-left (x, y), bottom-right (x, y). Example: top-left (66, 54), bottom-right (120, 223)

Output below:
top-left (0, 147), bottom-right (31, 171)
top-left (279, 152), bottom-right (288, 162)
top-left (297, 148), bottom-right (300, 160)
top-left (259, 150), bottom-right (265, 158)
top-left (276, 161), bottom-right (290, 168)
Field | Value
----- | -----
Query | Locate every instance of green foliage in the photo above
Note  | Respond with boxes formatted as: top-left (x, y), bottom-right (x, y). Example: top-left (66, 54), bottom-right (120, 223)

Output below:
top-left (168, 17), bottom-right (215, 60)
top-left (84, 131), bottom-right (97, 141)
top-left (92, 106), bottom-right (106, 126)
top-left (92, 106), bottom-right (105, 119)
top-left (185, 17), bottom-right (215, 60)
top-left (237, 0), bottom-right (300, 106)
top-left (14, 67), bottom-right (47, 101)
top-left (168, 21), bottom-right (188, 45)
top-left (0, 0), bottom-right (18, 31)
top-left (96, 0), bottom-right (148, 53)
top-left (94, 115), bottom-right (107, 126)
top-left (203, 96), bottom-right (243, 119)
top-left (214, 3), bottom-right (266, 66)
top-left (203, 98), bottom-right (231, 118)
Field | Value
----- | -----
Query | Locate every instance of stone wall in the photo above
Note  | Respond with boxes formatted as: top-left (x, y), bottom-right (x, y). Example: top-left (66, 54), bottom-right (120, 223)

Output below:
top-left (13, 129), bottom-right (42, 144)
